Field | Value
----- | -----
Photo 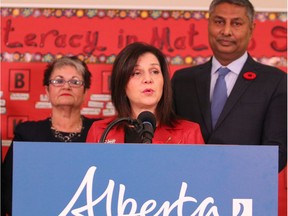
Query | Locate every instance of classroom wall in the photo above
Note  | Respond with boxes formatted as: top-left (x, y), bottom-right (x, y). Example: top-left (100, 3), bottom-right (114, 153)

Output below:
top-left (1, 0), bottom-right (287, 144)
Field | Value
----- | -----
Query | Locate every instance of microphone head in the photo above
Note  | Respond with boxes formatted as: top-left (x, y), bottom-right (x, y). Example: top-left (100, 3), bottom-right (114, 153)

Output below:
top-left (137, 111), bottom-right (156, 131)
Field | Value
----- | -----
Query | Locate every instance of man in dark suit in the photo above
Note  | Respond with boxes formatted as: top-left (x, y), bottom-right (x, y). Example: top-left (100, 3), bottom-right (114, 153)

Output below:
top-left (172, 0), bottom-right (287, 172)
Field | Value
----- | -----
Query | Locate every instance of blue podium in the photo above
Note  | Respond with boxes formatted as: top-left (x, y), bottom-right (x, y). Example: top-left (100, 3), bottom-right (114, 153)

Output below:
top-left (13, 142), bottom-right (278, 215)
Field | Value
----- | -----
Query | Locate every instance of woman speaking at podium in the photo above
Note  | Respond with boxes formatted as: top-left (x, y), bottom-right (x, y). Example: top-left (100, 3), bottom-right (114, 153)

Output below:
top-left (86, 42), bottom-right (204, 144)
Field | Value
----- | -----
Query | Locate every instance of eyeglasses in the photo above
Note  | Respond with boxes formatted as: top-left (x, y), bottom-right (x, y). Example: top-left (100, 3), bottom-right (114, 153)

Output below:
top-left (49, 79), bottom-right (84, 88)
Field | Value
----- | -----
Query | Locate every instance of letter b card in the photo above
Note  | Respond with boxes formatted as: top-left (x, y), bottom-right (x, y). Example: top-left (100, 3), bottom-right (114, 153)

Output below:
top-left (9, 69), bottom-right (30, 92)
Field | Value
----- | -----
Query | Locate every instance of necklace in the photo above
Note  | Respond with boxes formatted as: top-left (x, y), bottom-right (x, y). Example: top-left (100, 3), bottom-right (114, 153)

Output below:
top-left (50, 117), bottom-right (84, 142)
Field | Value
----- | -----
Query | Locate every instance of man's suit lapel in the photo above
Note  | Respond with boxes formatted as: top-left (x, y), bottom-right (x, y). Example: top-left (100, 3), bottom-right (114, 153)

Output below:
top-left (195, 60), bottom-right (213, 133)
top-left (214, 55), bottom-right (258, 129)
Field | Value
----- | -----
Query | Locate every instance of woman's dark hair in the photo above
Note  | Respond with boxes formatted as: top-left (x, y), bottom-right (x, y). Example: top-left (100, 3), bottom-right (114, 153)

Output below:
top-left (111, 42), bottom-right (177, 127)
top-left (43, 56), bottom-right (92, 90)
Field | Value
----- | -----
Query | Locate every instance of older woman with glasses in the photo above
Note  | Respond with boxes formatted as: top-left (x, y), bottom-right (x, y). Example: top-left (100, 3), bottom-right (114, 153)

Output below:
top-left (2, 56), bottom-right (100, 215)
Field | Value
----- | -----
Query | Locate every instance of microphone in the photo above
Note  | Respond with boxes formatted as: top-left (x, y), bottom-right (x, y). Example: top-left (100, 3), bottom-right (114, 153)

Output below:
top-left (99, 111), bottom-right (156, 144)
top-left (137, 111), bottom-right (156, 144)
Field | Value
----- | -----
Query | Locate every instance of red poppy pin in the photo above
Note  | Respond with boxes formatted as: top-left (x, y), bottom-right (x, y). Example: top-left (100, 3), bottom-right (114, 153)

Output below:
top-left (243, 72), bottom-right (257, 80)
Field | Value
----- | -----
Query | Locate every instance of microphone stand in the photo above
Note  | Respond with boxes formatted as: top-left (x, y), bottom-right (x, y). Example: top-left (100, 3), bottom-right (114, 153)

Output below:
top-left (99, 118), bottom-right (142, 143)
top-left (139, 128), bottom-right (154, 143)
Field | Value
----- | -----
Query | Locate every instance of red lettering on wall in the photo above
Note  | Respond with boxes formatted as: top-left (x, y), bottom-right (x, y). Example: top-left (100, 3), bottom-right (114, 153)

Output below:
top-left (151, 27), bottom-right (174, 52)
top-left (3, 19), bottom-right (23, 48)
top-left (25, 33), bottom-right (37, 47)
top-left (271, 26), bottom-right (287, 52)
top-left (187, 24), bottom-right (208, 51)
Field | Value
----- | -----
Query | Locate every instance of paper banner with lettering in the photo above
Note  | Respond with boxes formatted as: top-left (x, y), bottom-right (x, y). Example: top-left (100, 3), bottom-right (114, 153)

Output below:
top-left (0, 8), bottom-right (287, 140)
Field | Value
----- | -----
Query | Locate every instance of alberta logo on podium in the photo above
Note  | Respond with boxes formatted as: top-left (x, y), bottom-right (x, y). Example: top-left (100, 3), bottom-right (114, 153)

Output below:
top-left (58, 166), bottom-right (255, 216)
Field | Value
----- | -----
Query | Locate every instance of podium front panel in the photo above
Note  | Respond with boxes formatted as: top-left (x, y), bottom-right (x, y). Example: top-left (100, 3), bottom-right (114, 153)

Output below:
top-left (13, 142), bottom-right (278, 215)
